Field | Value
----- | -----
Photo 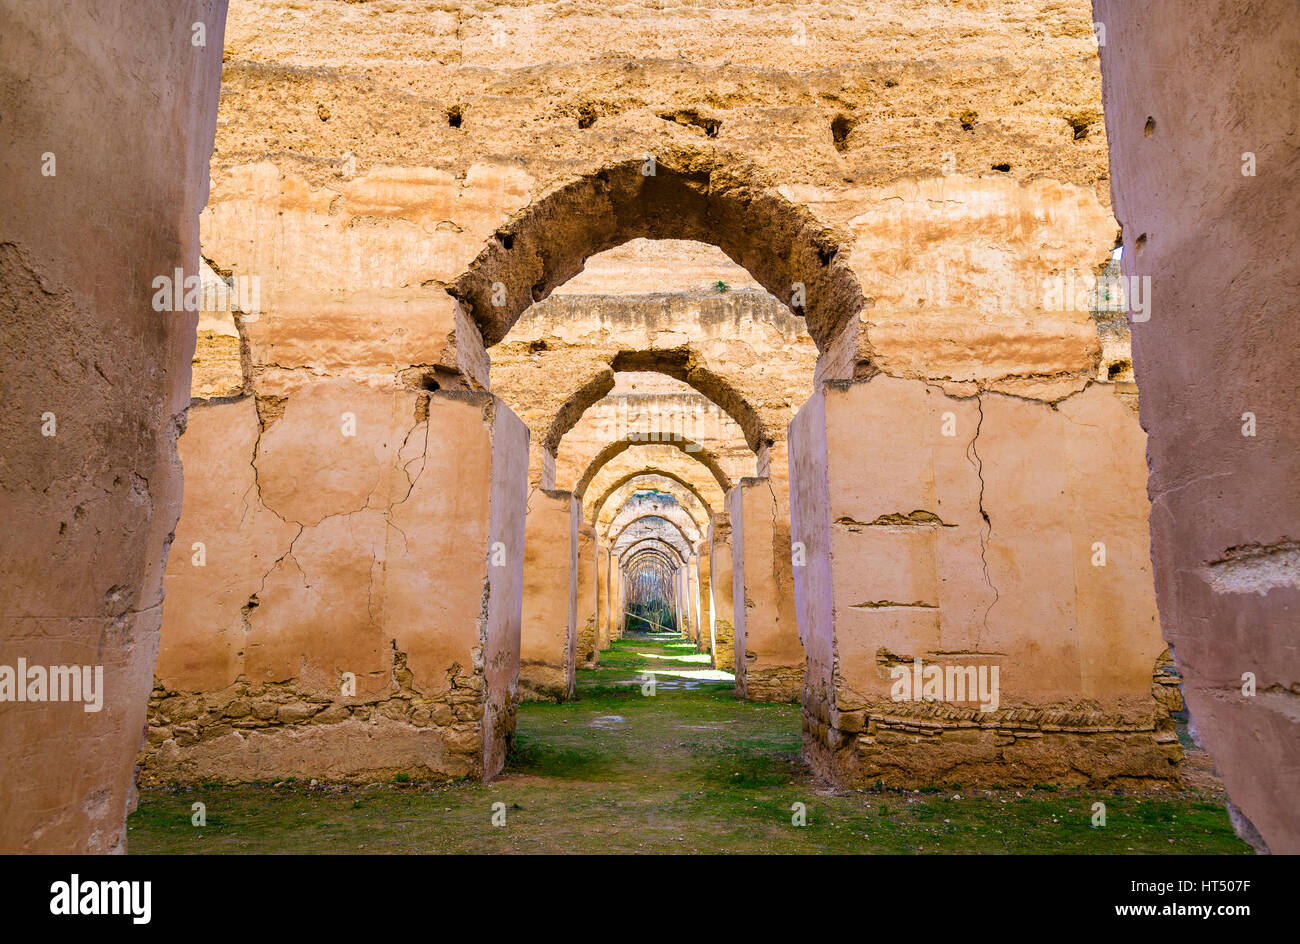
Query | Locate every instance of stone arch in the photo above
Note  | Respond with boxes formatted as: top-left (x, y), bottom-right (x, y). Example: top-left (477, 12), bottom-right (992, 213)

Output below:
top-left (591, 470), bottom-right (713, 529)
top-left (574, 438), bottom-right (730, 503)
top-left (610, 512), bottom-right (699, 551)
top-left (615, 516), bottom-right (694, 557)
top-left (624, 548), bottom-right (682, 580)
top-left (624, 549), bottom-right (680, 581)
top-left (542, 350), bottom-right (768, 455)
top-left (620, 536), bottom-right (687, 566)
top-left (606, 491), bottom-right (701, 540)
top-left (624, 549), bottom-right (681, 592)
top-left (585, 450), bottom-right (726, 525)
top-left (622, 546), bottom-right (684, 635)
top-left (449, 152), bottom-right (865, 352)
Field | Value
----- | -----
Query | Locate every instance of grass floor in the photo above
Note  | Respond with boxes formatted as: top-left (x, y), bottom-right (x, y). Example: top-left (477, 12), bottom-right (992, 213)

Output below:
top-left (127, 632), bottom-right (1250, 854)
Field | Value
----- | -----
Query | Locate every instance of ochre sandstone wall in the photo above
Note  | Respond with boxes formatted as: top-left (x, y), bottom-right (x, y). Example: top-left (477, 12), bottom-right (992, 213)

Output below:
top-left (694, 547), bottom-right (714, 653)
top-left (143, 387), bottom-right (528, 782)
top-left (790, 376), bottom-right (1176, 786)
top-left (0, 0), bottom-right (227, 853)
top-left (493, 240), bottom-right (816, 468)
top-left (519, 488), bottom-right (578, 701)
top-left (709, 516), bottom-right (737, 672)
top-left (728, 479), bottom-right (804, 702)
top-left (1095, 0), bottom-right (1299, 852)
top-left (575, 525), bottom-right (599, 666)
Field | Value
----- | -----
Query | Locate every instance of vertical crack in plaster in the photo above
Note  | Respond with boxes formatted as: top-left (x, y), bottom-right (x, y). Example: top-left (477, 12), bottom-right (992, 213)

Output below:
top-left (966, 395), bottom-right (999, 643)
top-left (385, 411), bottom-right (431, 552)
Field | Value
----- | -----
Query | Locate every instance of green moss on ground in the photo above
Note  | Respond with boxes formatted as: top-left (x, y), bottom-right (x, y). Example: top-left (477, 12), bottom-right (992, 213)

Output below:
top-left (127, 632), bottom-right (1250, 854)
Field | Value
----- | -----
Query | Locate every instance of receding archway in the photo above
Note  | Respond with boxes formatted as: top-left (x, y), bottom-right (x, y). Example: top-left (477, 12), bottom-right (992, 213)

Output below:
top-left (451, 154), bottom-right (866, 353)
top-left (575, 438), bottom-right (731, 503)
top-left (593, 471), bottom-right (713, 531)
top-left (542, 351), bottom-right (769, 456)
top-left (607, 498), bottom-right (703, 547)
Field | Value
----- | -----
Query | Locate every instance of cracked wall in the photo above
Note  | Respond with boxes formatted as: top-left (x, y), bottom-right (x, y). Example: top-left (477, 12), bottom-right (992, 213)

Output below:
top-left (143, 382), bottom-right (528, 783)
top-left (790, 375), bottom-right (1177, 787)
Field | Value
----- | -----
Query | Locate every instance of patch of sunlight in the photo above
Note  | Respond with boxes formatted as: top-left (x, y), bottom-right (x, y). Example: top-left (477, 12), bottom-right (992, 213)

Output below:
top-left (635, 651), bottom-right (713, 663)
top-left (642, 667), bottom-right (735, 682)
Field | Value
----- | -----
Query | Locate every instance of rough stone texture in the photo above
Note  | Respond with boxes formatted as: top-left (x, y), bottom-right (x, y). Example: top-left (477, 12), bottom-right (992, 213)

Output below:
top-left (575, 525), bottom-right (599, 667)
top-left (596, 545), bottom-right (613, 649)
top-left (605, 492), bottom-right (704, 549)
top-left (212, 0), bottom-right (1116, 370)
top-left (694, 542), bottom-right (714, 654)
top-left (556, 380), bottom-right (754, 495)
top-left (519, 488), bottom-right (578, 702)
top-left (609, 565), bottom-right (625, 639)
top-left (142, 386), bottom-right (529, 783)
top-left (790, 376), bottom-right (1178, 787)
top-left (0, 0), bottom-right (227, 853)
top-left (494, 240), bottom-right (815, 464)
top-left (709, 516), bottom-right (737, 672)
top-left (585, 447), bottom-right (726, 527)
top-left (727, 479), bottom-right (804, 703)
top-left (1095, 0), bottom-right (1299, 852)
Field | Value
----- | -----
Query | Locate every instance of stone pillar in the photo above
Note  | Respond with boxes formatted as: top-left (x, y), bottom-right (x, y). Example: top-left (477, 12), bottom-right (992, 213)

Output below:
top-left (789, 375), bottom-right (1177, 789)
top-left (681, 566), bottom-right (691, 639)
top-left (610, 565), bottom-right (624, 639)
top-left (519, 488), bottom-right (578, 702)
top-left (709, 515), bottom-right (736, 672)
top-left (727, 478), bottom-right (803, 702)
top-left (575, 524), bottom-right (598, 667)
top-left (685, 555), bottom-right (703, 647)
top-left (695, 544), bottom-right (713, 653)
top-left (1096, 0), bottom-right (1299, 854)
top-left (140, 386), bottom-right (529, 785)
top-left (0, 0), bottom-right (227, 853)
top-left (596, 545), bottom-right (611, 650)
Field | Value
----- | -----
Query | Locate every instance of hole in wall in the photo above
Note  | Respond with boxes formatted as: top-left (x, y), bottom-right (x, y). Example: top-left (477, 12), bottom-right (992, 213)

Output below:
top-left (576, 104), bottom-right (598, 129)
top-left (959, 109), bottom-right (977, 131)
top-left (1144, 116), bottom-right (1155, 137)
top-left (831, 114), bottom-right (856, 152)
top-left (399, 365), bottom-right (466, 396)
top-left (658, 109), bottom-right (720, 138)
top-left (991, 163), bottom-right (1011, 172)
top-left (1135, 233), bottom-right (1148, 254)
top-left (447, 105), bottom-right (463, 129)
